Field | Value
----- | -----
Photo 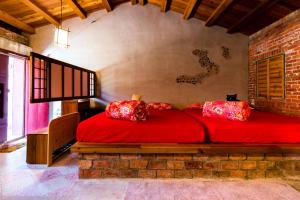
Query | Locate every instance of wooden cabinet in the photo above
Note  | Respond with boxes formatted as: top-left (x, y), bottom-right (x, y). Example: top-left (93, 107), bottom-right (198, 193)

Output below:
top-left (62, 99), bottom-right (90, 121)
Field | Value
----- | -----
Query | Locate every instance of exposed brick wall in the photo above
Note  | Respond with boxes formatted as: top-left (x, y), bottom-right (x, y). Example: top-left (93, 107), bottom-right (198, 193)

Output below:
top-left (0, 27), bottom-right (29, 46)
top-left (249, 10), bottom-right (300, 116)
top-left (78, 153), bottom-right (300, 179)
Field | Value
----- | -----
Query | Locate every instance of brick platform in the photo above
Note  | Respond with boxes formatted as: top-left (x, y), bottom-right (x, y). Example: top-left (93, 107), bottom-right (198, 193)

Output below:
top-left (78, 153), bottom-right (300, 179)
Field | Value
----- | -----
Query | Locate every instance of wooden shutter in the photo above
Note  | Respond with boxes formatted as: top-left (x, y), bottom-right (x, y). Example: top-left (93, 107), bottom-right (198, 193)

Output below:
top-left (30, 52), bottom-right (96, 103)
top-left (256, 54), bottom-right (285, 99)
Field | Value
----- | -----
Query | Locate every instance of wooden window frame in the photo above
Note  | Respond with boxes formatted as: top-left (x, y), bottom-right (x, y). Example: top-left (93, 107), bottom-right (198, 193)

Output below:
top-left (30, 52), bottom-right (96, 103)
top-left (256, 54), bottom-right (285, 100)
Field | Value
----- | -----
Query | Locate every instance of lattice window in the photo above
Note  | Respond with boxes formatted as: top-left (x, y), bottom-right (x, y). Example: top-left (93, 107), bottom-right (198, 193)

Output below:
top-left (89, 73), bottom-right (95, 96)
top-left (256, 54), bottom-right (285, 99)
top-left (30, 52), bottom-right (96, 103)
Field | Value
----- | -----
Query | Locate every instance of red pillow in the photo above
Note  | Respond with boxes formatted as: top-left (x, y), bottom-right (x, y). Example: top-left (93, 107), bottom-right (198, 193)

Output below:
top-left (202, 101), bottom-right (251, 121)
top-left (147, 102), bottom-right (172, 111)
top-left (106, 100), bottom-right (148, 121)
top-left (186, 103), bottom-right (203, 110)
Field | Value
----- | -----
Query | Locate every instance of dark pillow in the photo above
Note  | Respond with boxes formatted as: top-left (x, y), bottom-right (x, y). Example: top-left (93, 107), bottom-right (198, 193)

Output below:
top-left (226, 94), bottom-right (239, 101)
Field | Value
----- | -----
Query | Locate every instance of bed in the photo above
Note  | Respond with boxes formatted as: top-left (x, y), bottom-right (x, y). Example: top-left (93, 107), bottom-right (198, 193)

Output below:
top-left (77, 109), bottom-right (205, 143)
top-left (72, 109), bottom-right (300, 179)
top-left (184, 109), bottom-right (300, 143)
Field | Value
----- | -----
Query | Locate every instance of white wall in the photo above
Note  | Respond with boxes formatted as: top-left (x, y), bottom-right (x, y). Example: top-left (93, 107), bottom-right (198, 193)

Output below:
top-left (30, 3), bottom-right (249, 106)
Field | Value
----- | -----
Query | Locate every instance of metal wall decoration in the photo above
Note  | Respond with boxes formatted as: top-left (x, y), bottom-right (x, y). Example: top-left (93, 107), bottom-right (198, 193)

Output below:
top-left (221, 46), bottom-right (230, 59)
top-left (176, 49), bottom-right (220, 85)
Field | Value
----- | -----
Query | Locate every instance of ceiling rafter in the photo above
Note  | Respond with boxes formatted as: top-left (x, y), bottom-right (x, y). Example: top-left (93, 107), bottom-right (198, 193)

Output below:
top-left (205, 0), bottom-right (233, 26)
top-left (161, 0), bottom-right (168, 12)
top-left (19, 0), bottom-right (60, 27)
top-left (131, 0), bottom-right (138, 5)
top-left (102, 0), bottom-right (112, 12)
top-left (66, 0), bottom-right (87, 19)
top-left (227, 0), bottom-right (280, 33)
top-left (0, 9), bottom-right (35, 34)
top-left (139, 0), bottom-right (145, 6)
top-left (183, 0), bottom-right (198, 20)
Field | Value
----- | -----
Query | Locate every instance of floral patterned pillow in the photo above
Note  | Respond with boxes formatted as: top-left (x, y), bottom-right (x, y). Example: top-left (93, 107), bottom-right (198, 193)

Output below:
top-left (185, 103), bottom-right (203, 110)
top-left (147, 102), bottom-right (173, 111)
top-left (202, 101), bottom-right (251, 121)
top-left (106, 100), bottom-right (148, 121)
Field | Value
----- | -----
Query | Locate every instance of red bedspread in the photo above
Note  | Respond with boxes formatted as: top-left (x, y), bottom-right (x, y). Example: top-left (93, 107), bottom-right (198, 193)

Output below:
top-left (184, 109), bottom-right (300, 143)
top-left (77, 110), bottom-right (205, 143)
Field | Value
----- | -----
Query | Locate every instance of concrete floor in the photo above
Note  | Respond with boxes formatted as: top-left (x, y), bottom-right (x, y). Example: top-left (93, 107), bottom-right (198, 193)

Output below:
top-left (1, 147), bottom-right (300, 200)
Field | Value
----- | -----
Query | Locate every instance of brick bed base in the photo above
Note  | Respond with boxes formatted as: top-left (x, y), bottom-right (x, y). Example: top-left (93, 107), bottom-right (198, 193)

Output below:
top-left (78, 153), bottom-right (300, 179)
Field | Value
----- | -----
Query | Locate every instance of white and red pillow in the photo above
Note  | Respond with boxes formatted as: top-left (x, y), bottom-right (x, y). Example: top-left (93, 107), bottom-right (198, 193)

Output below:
top-left (106, 100), bottom-right (148, 121)
top-left (202, 101), bottom-right (251, 121)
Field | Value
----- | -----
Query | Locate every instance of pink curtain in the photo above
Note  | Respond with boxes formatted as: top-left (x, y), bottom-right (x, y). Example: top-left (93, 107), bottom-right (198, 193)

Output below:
top-left (25, 60), bottom-right (49, 134)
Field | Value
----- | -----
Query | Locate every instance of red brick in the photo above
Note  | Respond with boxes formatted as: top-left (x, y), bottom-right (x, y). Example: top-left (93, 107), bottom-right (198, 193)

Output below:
top-left (240, 161), bottom-right (257, 170)
top-left (138, 154), bottom-right (156, 159)
top-left (258, 161), bottom-right (276, 170)
top-left (148, 160), bottom-right (167, 170)
top-left (266, 170), bottom-right (282, 178)
top-left (102, 169), bottom-right (120, 178)
top-left (167, 161), bottom-right (185, 169)
top-left (221, 161), bottom-right (239, 170)
top-left (175, 170), bottom-right (193, 178)
top-left (113, 160), bottom-right (129, 169)
top-left (138, 170), bottom-right (157, 178)
top-left (93, 160), bottom-right (113, 169)
top-left (248, 170), bottom-right (266, 179)
top-left (130, 160), bottom-right (148, 169)
top-left (295, 162), bottom-right (300, 171)
top-left (157, 170), bottom-right (175, 178)
top-left (184, 161), bottom-right (203, 169)
top-left (212, 171), bottom-right (231, 178)
top-left (120, 170), bottom-right (138, 178)
top-left (230, 170), bottom-right (247, 178)
top-left (79, 169), bottom-right (101, 178)
top-left (278, 161), bottom-right (295, 170)
top-left (79, 160), bottom-right (92, 169)
top-left (203, 161), bottom-right (219, 170)
top-left (193, 170), bottom-right (212, 178)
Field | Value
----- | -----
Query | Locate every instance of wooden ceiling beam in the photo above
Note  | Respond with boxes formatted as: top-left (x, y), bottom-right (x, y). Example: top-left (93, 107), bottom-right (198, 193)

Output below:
top-left (131, 0), bottom-right (138, 5)
top-left (227, 0), bottom-right (280, 33)
top-left (66, 0), bottom-right (87, 19)
top-left (0, 9), bottom-right (35, 34)
top-left (205, 0), bottom-right (233, 26)
top-left (183, 0), bottom-right (198, 20)
top-left (102, 0), bottom-right (112, 12)
top-left (139, 0), bottom-right (146, 6)
top-left (20, 0), bottom-right (60, 27)
top-left (161, 0), bottom-right (168, 12)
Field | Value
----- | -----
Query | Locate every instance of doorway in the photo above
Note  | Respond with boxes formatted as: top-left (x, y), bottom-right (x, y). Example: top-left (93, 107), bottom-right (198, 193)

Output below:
top-left (0, 53), bottom-right (26, 144)
top-left (7, 56), bottom-right (26, 141)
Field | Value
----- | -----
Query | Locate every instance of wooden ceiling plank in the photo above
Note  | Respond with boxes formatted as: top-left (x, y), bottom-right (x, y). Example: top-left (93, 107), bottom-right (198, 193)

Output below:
top-left (205, 0), bottom-right (233, 26)
top-left (183, 0), bottom-right (198, 20)
top-left (0, 9), bottom-right (35, 34)
top-left (139, 0), bottom-right (146, 6)
top-left (131, 0), bottom-right (138, 5)
top-left (20, 0), bottom-right (60, 27)
top-left (227, 0), bottom-right (280, 33)
top-left (102, 0), bottom-right (112, 12)
top-left (161, 0), bottom-right (168, 12)
top-left (65, 0), bottom-right (87, 19)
